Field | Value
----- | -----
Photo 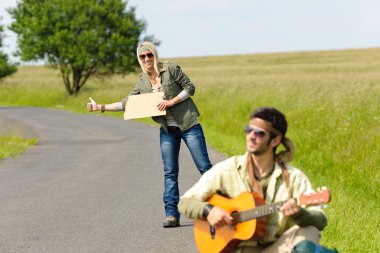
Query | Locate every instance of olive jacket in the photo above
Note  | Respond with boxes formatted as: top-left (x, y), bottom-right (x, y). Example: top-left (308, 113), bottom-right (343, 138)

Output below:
top-left (122, 62), bottom-right (200, 132)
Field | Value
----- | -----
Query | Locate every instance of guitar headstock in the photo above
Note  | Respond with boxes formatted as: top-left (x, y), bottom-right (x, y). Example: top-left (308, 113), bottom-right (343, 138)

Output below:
top-left (298, 186), bottom-right (331, 208)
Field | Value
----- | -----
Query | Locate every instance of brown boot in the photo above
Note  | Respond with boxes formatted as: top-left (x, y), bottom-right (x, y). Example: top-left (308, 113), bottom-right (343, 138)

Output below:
top-left (163, 216), bottom-right (180, 228)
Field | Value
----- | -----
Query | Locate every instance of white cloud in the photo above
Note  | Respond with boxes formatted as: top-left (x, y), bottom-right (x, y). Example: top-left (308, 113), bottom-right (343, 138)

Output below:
top-left (0, 0), bottom-right (18, 61)
top-left (168, 0), bottom-right (249, 12)
top-left (361, 12), bottom-right (380, 33)
top-left (0, 0), bottom-right (17, 24)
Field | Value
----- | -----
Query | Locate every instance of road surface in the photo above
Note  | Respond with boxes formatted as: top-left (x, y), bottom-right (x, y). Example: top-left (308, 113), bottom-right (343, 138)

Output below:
top-left (0, 106), bottom-right (226, 253)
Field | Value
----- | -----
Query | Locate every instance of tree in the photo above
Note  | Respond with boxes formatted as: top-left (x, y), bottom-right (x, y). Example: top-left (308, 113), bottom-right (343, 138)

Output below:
top-left (0, 22), bottom-right (17, 79)
top-left (9, 0), bottom-right (150, 95)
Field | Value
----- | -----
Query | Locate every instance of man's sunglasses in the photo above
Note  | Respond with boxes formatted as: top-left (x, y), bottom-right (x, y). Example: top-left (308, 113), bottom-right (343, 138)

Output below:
top-left (244, 126), bottom-right (269, 138)
top-left (139, 53), bottom-right (154, 60)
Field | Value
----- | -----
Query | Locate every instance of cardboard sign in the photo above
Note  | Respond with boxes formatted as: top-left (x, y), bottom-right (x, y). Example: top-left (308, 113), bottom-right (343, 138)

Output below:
top-left (124, 92), bottom-right (166, 120)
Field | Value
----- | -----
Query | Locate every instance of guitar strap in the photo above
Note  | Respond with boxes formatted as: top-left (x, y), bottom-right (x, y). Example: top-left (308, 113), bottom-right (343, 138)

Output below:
top-left (247, 154), bottom-right (291, 199)
top-left (246, 154), bottom-right (264, 198)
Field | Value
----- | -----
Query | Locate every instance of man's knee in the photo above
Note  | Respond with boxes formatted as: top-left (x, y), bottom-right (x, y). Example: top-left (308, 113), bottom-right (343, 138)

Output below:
top-left (296, 226), bottom-right (320, 243)
top-left (262, 226), bottom-right (321, 253)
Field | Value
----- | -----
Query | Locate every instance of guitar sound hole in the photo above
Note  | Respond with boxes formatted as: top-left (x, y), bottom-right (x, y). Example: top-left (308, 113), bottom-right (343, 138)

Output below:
top-left (231, 211), bottom-right (240, 226)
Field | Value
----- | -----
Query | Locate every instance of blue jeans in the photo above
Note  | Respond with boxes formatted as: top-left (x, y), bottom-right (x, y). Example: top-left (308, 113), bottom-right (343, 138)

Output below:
top-left (160, 124), bottom-right (212, 220)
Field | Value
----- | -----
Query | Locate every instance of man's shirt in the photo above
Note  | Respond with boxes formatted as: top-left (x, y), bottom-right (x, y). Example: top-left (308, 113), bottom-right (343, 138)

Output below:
top-left (179, 153), bottom-right (327, 245)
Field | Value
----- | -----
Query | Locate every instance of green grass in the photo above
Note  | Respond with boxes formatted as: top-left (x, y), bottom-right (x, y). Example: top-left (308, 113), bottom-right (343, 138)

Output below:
top-left (0, 48), bottom-right (379, 251)
top-left (0, 134), bottom-right (38, 160)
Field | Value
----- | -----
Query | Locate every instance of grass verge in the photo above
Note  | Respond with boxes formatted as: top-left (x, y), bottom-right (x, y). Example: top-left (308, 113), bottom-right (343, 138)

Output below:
top-left (0, 135), bottom-right (38, 160)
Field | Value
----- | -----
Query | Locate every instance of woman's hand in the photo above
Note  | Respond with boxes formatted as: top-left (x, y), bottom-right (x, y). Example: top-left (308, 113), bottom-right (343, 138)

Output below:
top-left (87, 97), bottom-right (98, 112)
top-left (157, 99), bottom-right (174, 111)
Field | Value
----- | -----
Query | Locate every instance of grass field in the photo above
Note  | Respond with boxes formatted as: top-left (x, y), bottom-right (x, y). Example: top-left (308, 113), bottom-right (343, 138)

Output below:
top-left (0, 48), bottom-right (379, 252)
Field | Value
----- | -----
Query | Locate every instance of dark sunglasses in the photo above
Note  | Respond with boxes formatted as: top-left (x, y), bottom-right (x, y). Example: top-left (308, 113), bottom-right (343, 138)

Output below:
top-left (139, 53), bottom-right (154, 60)
top-left (244, 126), bottom-right (268, 138)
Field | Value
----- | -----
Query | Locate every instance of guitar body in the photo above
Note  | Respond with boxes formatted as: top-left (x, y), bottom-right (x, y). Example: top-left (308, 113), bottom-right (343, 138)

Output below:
top-left (194, 192), bottom-right (266, 253)
top-left (193, 187), bottom-right (330, 253)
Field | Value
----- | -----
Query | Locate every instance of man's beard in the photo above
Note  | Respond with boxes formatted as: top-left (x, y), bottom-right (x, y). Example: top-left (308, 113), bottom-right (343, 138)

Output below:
top-left (249, 148), bottom-right (267, 156)
top-left (247, 140), bottom-right (271, 156)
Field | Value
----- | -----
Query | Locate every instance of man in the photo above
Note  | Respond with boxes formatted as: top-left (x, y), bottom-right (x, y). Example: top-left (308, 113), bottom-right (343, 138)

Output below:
top-left (178, 107), bottom-right (327, 253)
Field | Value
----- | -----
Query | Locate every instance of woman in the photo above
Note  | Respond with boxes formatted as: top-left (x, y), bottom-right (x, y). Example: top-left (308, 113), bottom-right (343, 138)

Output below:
top-left (87, 41), bottom-right (212, 228)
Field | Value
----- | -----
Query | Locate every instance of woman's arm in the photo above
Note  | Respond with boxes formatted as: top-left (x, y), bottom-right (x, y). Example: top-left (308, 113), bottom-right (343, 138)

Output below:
top-left (157, 64), bottom-right (194, 111)
top-left (169, 64), bottom-right (195, 96)
top-left (87, 97), bottom-right (124, 112)
top-left (156, 90), bottom-right (190, 111)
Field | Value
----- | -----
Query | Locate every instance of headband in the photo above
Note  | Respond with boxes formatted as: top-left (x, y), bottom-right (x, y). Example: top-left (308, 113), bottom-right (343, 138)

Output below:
top-left (138, 46), bottom-right (151, 54)
top-left (252, 117), bottom-right (295, 163)
top-left (251, 118), bottom-right (283, 137)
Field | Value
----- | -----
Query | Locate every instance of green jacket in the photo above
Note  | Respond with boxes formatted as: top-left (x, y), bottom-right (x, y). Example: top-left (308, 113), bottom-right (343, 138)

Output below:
top-left (122, 62), bottom-right (200, 132)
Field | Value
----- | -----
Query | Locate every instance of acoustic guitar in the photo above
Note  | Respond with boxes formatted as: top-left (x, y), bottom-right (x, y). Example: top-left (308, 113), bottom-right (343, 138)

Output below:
top-left (194, 187), bottom-right (330, 253)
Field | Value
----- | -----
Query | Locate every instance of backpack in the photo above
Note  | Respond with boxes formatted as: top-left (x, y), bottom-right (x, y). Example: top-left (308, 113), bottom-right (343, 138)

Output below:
top-left (292, 240), bottom-right (339, 253)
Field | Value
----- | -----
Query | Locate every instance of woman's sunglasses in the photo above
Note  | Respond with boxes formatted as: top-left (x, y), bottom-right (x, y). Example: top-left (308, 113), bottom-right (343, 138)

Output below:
top-left (139, 53), bottom-right (154, 60)
top-left (244, 126), bottom-right (268, 138)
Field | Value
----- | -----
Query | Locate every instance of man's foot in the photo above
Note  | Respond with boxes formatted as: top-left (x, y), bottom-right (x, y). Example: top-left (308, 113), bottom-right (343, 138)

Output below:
top-left (163, 216), bottom-right (180, 228)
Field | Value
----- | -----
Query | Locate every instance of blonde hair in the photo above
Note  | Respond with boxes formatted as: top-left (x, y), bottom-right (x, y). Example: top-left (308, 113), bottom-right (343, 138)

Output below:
top-left (136, 41), bottom-right (160, 76)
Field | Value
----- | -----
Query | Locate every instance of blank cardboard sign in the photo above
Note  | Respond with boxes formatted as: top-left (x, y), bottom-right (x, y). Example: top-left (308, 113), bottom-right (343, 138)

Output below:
top-left (124, 92), bottom-right (166, 120)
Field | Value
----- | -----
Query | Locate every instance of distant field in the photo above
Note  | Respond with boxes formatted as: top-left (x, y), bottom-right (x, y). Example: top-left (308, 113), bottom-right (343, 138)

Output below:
top-left (1, 48), bottom-right (379, 252)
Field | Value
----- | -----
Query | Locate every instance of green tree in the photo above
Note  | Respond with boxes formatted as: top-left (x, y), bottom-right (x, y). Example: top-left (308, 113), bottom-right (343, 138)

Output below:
top-left (9, 0), bottom-right (149, 95)
top-left (0, 22), bottom-right (17, 79)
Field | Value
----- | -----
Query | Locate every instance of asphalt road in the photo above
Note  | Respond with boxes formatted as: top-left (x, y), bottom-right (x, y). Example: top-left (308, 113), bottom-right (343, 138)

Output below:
top-left (0, 106), bottom-right (226, 253)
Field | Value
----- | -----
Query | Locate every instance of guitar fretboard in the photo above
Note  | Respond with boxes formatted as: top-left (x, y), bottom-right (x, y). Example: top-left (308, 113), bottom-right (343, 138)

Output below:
top-left (238, 200), bottom-right (287, 222)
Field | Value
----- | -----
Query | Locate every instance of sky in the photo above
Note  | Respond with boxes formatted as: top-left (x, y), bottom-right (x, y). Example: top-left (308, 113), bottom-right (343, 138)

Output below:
top-left (1, 0), bottom-right (380, 61)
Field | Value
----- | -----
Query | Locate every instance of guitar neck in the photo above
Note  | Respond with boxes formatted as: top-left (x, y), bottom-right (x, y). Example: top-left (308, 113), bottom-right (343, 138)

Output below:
top-left (238, 200), bottom-right (287, 222)
top-left (237, 187), bottom-right (331, 223)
